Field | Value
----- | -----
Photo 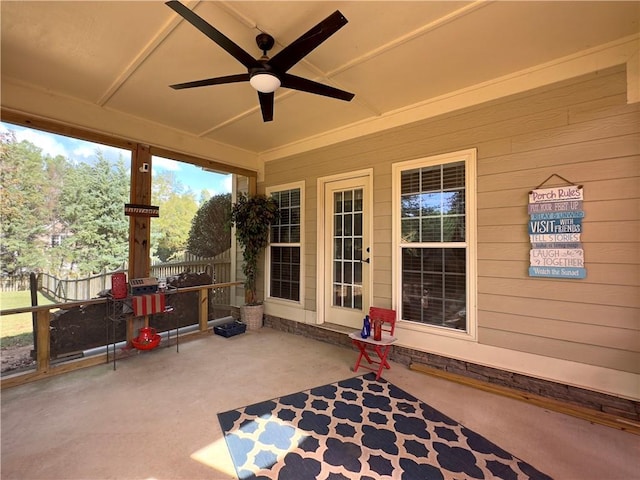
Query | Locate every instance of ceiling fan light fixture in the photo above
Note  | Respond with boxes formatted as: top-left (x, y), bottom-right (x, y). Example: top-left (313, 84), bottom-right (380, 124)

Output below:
top-left (250, 72), bottom-right (281, 93)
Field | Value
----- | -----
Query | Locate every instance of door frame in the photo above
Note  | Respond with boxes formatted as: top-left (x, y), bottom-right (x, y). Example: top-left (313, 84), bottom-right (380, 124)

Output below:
top-left (316, 168), bottom-right (374, 325)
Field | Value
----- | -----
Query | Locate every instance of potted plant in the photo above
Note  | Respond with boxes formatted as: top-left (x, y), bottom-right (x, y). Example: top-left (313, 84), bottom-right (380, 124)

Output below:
top-left (230, 193), bottom-right (279, 329)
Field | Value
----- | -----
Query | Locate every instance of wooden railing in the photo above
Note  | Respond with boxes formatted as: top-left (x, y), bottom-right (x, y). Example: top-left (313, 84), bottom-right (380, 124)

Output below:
top-left (0, 281), bottom-right (241, 389)
top-left (151, 250), bottom-right (231, 281)
top-left (39, 270), bottom-right (114, 302)
top-left (35, 251), bottom-right (232, 302)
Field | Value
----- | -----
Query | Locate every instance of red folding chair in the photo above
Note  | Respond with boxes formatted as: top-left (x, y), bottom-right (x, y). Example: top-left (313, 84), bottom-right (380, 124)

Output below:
top-left (349, 307), bottom-right (397, 380)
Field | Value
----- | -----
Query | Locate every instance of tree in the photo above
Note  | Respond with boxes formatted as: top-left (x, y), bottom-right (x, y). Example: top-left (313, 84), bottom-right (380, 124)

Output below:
top-left (153, 192), bottom-right (199, 261)
top-left (151, 171), bottom-right (199, 261)
top-left (187, 193), bottom-right (232, 258)
top-left (0, 133), bottom-right (50, 273)
top-left (41, 154), bottom-right (71, 274)
top-left (58, 152), bottom-right (129, 274)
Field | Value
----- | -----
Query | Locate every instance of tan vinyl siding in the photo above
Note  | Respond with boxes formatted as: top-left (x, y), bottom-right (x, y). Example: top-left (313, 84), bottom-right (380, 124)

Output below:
top-left (480, 294), bottom-right (638, 331)
top-left (478, 328), bottom-right (639, 373)
top-left (264, 64), bottom-right (639, 374)
top-left (475, 66), bottom-right (639, 373)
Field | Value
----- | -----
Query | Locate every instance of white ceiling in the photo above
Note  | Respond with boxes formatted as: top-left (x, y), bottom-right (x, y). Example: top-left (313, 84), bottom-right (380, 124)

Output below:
top-left (2, 1), bottom-right (639, 161)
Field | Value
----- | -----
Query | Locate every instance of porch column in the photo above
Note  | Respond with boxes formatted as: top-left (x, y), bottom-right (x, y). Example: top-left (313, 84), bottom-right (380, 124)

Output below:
top-left (128, 144), bottom-right (152, 343)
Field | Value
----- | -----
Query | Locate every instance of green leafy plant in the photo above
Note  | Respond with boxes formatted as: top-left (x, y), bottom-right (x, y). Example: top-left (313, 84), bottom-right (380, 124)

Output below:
top-left (230, 193), bottom-right (279, 305)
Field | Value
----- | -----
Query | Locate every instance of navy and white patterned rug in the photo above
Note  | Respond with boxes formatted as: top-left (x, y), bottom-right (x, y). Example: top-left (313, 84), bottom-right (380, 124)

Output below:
top-left (217, 373), bottom-right (552, 480)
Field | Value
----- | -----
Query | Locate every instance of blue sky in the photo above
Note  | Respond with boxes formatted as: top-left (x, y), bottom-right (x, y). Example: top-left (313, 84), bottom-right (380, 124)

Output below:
top-left (1, 122), bottom-right (231, 197)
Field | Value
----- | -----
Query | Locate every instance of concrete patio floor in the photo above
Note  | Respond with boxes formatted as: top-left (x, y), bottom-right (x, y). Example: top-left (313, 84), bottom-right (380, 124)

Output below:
top-left (1, 327), bottom-right (638, 479)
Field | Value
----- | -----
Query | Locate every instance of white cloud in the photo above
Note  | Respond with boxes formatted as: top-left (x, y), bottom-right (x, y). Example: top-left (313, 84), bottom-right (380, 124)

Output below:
top-left (71, 144), bottom-right (97, 159)
top-left (72, 143), bottom-right (128, 162)
top-left (9, 126), bottom-right (69, 158)
top-left (202, 175), bottom-right (232, 197)
top-left (152, 156), bottom-right (181, 171)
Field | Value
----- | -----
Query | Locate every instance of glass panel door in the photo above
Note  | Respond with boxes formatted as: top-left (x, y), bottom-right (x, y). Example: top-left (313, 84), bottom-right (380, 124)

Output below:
top-left (323, 175), bottom-right (371, 329)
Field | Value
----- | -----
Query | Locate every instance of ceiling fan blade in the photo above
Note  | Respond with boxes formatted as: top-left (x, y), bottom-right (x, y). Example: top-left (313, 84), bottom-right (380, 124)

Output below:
top-left (258, 92), bottom-right (274, 122)
top-left (166, 1), bottom-right (259, 69)
top-left (170, 73), bottom-right (249, 90)
top-left (269, 10), bottom-right (348, 73)
top-left (281, 74), bottom-right (354, 101)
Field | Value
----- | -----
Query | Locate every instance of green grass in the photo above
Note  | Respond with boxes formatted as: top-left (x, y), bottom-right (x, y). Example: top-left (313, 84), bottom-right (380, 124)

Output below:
top-left (0, 291), bottom-right (54, 347)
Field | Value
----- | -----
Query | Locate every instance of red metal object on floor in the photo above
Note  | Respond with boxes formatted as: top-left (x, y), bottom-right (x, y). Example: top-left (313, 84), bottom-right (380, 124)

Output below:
top-left (132, 327), bottom-right (161, 350)
top-left (349, 307), bottom-right (397, 380)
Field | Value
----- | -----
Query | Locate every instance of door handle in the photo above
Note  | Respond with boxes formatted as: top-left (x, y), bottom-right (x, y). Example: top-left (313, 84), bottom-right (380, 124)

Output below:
top-left (360, 258), bottom-right (370, 264)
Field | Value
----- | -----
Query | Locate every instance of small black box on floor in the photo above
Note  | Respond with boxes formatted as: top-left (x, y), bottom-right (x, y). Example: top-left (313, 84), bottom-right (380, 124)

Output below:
top-left (214, 321), bottom-right (247, 338)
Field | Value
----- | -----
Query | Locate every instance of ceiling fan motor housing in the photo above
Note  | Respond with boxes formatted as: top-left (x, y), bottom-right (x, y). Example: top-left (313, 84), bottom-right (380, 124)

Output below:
top-left (256, 33), bottom-right (275, 54)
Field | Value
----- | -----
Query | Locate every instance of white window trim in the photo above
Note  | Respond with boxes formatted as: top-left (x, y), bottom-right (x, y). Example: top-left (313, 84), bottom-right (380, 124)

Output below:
top-left (392, 148), bottom-right (477, 341)
top-left (265, 181), bottom-right (305, 307)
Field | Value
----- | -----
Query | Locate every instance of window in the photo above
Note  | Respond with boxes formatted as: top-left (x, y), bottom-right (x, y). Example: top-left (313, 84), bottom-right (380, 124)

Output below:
top-left (394, 150), bottom-right (476, 334)
top-left (268, 185), bottom-right (303, 302)
top-left (51, 235), bottom-right (63, 248)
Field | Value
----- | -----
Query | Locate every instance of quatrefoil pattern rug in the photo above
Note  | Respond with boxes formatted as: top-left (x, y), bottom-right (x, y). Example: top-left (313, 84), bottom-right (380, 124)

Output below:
top-left (217, 373), bottom-right (552, 480)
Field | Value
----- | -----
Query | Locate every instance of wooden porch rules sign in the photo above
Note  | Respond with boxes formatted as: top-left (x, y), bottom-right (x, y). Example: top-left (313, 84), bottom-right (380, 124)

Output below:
top-left (528, 184), bottom-right (586, 279)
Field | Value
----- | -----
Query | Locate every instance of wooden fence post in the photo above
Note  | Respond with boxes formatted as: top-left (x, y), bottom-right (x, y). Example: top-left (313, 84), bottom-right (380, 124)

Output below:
top-left (199, 289), bottom-right (209, 332)
top-left (30, 273), bottom-right (38, 358)
top-left (36, 309), bottom-right (50, 373)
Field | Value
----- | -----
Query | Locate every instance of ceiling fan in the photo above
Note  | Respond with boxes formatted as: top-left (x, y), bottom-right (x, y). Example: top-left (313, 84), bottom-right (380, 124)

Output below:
top-left (165, 1), bottom-right (355, 122)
